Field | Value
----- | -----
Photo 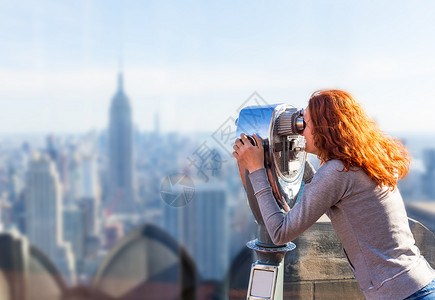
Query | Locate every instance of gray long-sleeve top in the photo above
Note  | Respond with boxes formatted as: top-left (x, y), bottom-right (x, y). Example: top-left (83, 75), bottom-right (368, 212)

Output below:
top-left (248, 159), bottom-right (435, 300)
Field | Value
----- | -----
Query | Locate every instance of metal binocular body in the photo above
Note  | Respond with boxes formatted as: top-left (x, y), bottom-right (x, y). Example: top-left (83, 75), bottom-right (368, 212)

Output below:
top-left (236, 104), bottom-right (306, 224)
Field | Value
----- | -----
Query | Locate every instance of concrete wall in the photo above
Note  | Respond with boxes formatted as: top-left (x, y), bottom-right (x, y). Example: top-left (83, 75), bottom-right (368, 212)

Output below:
top-left (282, 220), bottom-right (364, 300)
top-left (227, 216), bottom-right (435, 300)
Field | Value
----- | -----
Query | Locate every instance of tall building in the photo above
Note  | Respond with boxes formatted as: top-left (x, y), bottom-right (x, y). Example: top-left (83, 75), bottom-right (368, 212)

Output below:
top-left (162, 178), bottom-right (229, 281)
top-left (80, 155), bottom-right (101, 236)
top-left (63, 205), bottom-right (85, 268)
top-left (108, 73), bottom-right (136, 214)
top-left (163, 203), bottom-right (181, 241)
top-left (66, 153), bottom-right (82, 204)
top-left (177, 182), bottom-right (228, 281)
top-left (25, 154), bottom-right (76, 284)
top-left (193, 183), bottom-right (228, 281)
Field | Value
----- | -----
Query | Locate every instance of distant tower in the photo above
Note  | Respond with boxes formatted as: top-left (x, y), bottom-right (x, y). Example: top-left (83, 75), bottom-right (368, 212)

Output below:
top-left (25, 154), bottom-right (76, 284)
top-left (108, 72), bottom-right (136, 214)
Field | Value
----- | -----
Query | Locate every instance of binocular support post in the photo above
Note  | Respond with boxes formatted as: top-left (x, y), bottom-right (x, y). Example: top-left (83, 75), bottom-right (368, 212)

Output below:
top-left (244, 170), bottom-right (295, 300)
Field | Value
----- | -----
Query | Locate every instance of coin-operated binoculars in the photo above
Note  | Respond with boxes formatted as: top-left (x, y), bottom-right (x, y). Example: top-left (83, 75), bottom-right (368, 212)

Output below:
top-left (235, 104), bottom-right (306, 300)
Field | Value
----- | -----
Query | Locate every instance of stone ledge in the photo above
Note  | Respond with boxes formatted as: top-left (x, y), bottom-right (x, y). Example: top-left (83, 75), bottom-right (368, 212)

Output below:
top-left (283, 279), bottom-right (364, 300)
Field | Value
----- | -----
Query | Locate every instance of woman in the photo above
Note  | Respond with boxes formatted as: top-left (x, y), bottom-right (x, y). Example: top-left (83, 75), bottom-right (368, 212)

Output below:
top-left (233, 90), bottom-right (435, 299)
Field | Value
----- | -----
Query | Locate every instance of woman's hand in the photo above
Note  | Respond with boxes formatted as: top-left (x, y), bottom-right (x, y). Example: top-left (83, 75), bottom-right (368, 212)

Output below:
top-left (232, 133), bottom-right (265, 173)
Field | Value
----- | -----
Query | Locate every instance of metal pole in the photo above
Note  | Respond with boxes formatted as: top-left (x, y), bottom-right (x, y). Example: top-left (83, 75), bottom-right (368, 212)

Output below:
top-left (244, 171), bottom-right (295, 300)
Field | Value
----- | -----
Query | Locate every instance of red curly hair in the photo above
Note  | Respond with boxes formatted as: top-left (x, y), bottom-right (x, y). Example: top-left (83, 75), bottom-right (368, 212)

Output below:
top-left (308, 89), bottom-right (410, 189)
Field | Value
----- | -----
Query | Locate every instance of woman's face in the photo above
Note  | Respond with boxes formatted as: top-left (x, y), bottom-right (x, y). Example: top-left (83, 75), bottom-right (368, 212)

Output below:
top-left (302, 108), bottom-right (319, 155)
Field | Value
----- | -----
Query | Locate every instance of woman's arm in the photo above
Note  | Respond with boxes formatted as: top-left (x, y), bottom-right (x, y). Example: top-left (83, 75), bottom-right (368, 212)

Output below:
top-left (233, 134), bottom-right (352, 244)
top-left (248, 160), bottom-right (353, 245)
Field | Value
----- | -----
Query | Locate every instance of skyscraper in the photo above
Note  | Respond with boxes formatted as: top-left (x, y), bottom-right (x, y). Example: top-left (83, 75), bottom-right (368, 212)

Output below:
top-left (108, 73), bottom-right (136, 214)
top-left (63, 205), bottom-right (84, 268)
top-left (25, 153), bottom-right (76, 284)
top-left (178, 182), bottom-right (229, 281)
top-left (192, 183), bottom-right (228, 281)
top-left (81, 155), bottom-right (101, 236)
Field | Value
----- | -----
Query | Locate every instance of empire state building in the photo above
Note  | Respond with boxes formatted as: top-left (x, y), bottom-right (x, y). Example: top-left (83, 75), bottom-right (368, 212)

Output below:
top-left (108, 72), bottom-right (136, 214)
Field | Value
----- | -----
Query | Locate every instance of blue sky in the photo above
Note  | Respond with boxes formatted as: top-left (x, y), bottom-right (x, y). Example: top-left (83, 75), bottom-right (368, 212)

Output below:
top-left (1, 0), bottom-right (435, 134)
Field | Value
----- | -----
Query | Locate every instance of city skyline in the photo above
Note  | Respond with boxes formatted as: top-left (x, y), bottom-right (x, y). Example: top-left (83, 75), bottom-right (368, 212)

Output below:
top-left (0, 72), bottom-right (245, 286)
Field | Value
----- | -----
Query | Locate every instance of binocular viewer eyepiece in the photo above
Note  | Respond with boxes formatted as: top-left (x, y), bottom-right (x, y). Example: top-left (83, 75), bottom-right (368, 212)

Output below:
top-left (276, 108), bottom-right (305, 136)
